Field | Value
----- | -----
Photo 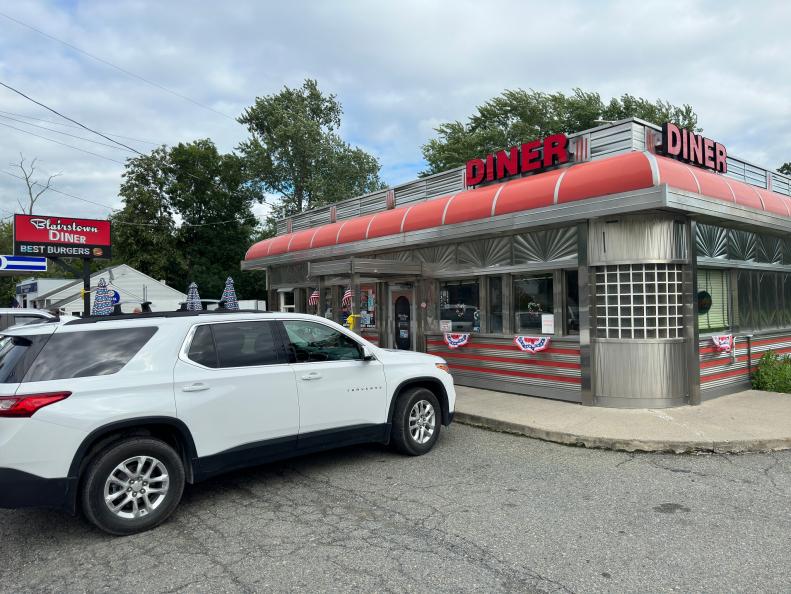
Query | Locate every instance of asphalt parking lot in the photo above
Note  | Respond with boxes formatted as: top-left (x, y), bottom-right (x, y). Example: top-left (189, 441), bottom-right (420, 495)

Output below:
top-left (2, 423), bottom-right (790, 593)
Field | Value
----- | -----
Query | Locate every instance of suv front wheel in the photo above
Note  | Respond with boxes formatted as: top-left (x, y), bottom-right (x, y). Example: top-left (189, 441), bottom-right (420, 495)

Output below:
top-left (80, 437), bottom-right (185, 535)
top-left (391, 387), bottom-right (441, 456)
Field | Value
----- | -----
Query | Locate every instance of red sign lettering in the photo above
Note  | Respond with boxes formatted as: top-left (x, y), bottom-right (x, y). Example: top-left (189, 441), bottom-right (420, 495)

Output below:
top-left (659, 122), bottom-right (727, 174)
top-left (465, 134), bottom-right (570, 186)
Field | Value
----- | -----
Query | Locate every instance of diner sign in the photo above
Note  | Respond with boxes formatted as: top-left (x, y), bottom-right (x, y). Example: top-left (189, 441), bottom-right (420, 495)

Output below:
top-left (465, 133), bottom-right (570, 186)
top-left (658, 122), bottom-right (727, 174)
top-left (14, 214), bottom-right (112, 259)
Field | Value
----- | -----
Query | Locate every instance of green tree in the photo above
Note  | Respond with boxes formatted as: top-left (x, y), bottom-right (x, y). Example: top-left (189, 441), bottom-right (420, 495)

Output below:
top-left (112, 140), bottom-right (267, 300)
top-left (779, 163), bottom-right (791, 176)
top-left (111, 146), bottom-right (182, 283)
top-left (420, 88), bottom-right (700, 175)
top-left (237, 79), bottom-right (385, 220)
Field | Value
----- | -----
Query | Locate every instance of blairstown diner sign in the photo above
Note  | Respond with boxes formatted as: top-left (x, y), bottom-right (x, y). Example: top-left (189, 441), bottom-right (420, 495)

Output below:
top-left (465, 133), bottom-right (570, 187)
top-left (13, 214), bottom-right (112, 259)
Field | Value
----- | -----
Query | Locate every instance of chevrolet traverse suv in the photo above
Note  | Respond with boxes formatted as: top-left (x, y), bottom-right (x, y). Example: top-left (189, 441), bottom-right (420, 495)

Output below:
top-left (0, 311), bottom-right (455, 535)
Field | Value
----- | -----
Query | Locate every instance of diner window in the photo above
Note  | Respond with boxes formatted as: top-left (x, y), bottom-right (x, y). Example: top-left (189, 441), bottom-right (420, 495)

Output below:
top-left (359, 284), bottom-right (377, 328)
top-left (278, 290), bottom-right (295, 313)
top-left (514, 274), bottom-right (554, 333)
top-left (439, 280), bottom-right (480, 333)
top-left (737, 270), bottom-right (789, 331)
top-left (566, 270), bottom-right (580, 335)
top-left (488, 277), bottom-right (503, 334)
top-left (697, 269), bottom-right (729, 332)
top-left (322, 288), bottom-right (333, 319)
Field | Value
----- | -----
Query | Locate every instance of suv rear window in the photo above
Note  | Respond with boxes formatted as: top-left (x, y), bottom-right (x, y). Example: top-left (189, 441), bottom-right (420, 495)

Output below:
top-left (0, 335), bottom-right (49, 384)
top-left (185, 321), bottom-right (282, 368)
top-left (22, 327), bottom-right (157, 382)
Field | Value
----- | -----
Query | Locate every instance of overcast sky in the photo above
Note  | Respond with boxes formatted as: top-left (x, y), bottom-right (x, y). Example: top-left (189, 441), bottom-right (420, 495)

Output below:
top-left (0, 0), bottom-right (789, 223)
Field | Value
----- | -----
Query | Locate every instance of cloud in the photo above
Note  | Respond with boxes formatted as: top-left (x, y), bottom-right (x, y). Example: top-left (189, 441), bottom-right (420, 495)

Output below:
top-left (0, 0), bottom-right (789, 227)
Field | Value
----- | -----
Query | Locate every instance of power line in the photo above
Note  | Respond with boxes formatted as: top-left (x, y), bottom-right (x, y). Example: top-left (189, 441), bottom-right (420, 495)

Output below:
top-left (1, 169), bottom-right (115, 209)
top-left (0, 113), bottom-right (136, 152)
top-left (0, 109), bottom-right (160, 145)
top-left (0, 120), bottom-right (128, 165)
top-left (1, 170), bottom-right (246, 228)
top-left (0, 80), bottom-right (143, 155)
top-left (0, 11), bottom-right (236, 121)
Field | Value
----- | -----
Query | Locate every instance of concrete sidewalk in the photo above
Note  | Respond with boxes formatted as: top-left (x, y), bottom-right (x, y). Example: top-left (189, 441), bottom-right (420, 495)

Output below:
top-left (453, 385), bottom-right (791, 453)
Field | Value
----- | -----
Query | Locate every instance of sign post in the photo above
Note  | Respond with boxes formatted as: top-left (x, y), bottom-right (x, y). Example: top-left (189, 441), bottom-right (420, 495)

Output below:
top-left (13, 214), bottom-right (112, 317)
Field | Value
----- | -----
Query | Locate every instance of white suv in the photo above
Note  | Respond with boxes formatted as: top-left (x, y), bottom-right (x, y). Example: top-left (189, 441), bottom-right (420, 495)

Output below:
top-left (0, 311), bottom-right (455, 535)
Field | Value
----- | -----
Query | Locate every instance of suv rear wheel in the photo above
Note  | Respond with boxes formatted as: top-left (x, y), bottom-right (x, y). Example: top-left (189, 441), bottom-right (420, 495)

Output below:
top-left (391, 387), bottom-right (441, 456)
top-left (80, 437), bottom-right (185, 535)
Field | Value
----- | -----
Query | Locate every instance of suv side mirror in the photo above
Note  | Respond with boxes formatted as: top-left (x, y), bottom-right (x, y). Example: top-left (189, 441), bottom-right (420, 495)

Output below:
top-left (361, 344), bottom-right (376, 361)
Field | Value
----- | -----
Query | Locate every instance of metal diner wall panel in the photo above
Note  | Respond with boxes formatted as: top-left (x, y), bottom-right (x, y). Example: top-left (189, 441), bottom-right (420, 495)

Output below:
top-left (425, 335), bottom-right (582, 402)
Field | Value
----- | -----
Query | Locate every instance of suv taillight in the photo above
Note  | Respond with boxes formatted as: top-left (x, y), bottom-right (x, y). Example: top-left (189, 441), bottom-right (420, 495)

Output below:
top-left (0, 392), bottom-right (71, 418)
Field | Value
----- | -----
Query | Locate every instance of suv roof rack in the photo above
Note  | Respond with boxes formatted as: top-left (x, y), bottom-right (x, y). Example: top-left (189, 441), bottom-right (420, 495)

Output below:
top-left (64, 309), bottom-right (273, 325)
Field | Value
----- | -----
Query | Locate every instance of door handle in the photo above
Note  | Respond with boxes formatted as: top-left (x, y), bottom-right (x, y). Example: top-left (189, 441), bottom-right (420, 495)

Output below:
top-left (182, 382), bottom-right (210, 392)
top-left (301, 372), bottom-right (322, 381)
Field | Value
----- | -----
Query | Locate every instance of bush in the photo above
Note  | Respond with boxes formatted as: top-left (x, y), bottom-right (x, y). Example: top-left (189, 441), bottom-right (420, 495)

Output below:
top-left (752, 351), bottom-right (791, 393)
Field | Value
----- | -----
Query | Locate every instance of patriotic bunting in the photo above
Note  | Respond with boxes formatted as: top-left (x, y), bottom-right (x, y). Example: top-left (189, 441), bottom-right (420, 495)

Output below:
top-left (443, 333), bottom-right (471, 349)
top-left (711, 335), bottom-right (734, 353)
top-left (514, 335), bottom-right (551, 353)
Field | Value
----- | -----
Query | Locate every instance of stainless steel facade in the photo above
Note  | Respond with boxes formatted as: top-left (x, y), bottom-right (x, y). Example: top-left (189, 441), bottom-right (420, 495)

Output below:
top-left (248, 118), bottom-right (791, 408)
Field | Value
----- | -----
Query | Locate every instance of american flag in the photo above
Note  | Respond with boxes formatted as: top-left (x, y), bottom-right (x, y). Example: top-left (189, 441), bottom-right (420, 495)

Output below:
top-left (308, 289), bottom-right (320, 306)
top-left (342, 287), bottom-right (352, 306)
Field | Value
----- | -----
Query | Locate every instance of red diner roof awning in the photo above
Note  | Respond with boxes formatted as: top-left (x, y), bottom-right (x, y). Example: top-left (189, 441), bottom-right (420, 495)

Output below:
top-left (245, 151), bottom-right (791, 262)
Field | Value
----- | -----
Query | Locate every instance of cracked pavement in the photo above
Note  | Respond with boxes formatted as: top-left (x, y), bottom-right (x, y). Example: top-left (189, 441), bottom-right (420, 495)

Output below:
top-left (2, 424), bottom-right (790, 593)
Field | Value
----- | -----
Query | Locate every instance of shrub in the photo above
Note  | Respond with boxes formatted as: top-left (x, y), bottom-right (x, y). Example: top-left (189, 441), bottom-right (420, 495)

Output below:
top-left (752, 351), bottom-right (791, 393)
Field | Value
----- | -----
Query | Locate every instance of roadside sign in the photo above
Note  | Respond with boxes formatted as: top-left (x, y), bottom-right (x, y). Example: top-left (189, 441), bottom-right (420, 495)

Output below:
top-left (0, 255), bottom-right (48, 273)
top-left (13, 214), bottom-right (112, 259)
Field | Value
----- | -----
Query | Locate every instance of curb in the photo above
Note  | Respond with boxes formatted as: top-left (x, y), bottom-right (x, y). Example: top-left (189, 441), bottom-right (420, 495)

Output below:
top-left (454, 411), bottom-right (791, 454)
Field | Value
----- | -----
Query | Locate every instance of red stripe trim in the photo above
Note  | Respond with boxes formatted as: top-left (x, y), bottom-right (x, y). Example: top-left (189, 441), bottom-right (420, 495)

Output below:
top-left (440, 351), bottom-right (581, 369)
top-left (701, 345), bottom-right (791, 369)
top-left (448, 362), bottom-right (581, 384)
top-left (749, 336), bottom-right (791, 348)
top-left (427, 339), bottom-right (579, 357)
top-left (701, 367), bottom-right (751, 382)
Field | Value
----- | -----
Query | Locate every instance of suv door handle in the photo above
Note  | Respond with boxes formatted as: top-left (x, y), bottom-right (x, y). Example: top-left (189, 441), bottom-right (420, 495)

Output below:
top-left (301, 372), bottom-right (322, 381)
top-left (182, 382), bottom-right (210, 392)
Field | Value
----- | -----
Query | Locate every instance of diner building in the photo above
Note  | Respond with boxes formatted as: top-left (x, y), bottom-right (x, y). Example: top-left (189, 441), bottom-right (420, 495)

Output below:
top-left (243, 118), bottom-right (791, 408)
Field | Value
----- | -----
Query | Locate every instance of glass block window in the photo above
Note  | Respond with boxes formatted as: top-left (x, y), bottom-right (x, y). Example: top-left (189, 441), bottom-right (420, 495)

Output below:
top-left (594, 264), bottom-right (684, 339)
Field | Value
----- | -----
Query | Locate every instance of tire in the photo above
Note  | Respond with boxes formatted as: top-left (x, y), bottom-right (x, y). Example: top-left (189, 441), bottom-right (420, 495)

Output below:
top-left (390, 387), bottom-right (442, 456)
top-left (80, 437), bottom-right (185, 536)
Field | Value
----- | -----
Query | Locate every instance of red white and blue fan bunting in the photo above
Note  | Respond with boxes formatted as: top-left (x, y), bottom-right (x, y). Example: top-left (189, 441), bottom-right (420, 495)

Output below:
top-left (342, 287), bottom-right (352, 306)
top-left (443, 332), bottom-right (471, 349)
top-left (711, 334), bottom-right (734, 353)
top-left (514, 335), bottom-right (551, 353)
top-left (308, 289), bottom-right (320, 306)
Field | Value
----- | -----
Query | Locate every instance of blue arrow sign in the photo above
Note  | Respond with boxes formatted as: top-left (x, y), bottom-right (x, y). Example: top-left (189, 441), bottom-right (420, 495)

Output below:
top-left (0, 255), bottom-right (48, 272)
top-left (111, 290), bottom-right (120, 304)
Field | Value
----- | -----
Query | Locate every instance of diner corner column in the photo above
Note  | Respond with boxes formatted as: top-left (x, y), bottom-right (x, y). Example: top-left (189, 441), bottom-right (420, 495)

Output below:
top-left (577, 222), bottom-right (594, 406)
top-left (684, 219), bottom-right (702, 405)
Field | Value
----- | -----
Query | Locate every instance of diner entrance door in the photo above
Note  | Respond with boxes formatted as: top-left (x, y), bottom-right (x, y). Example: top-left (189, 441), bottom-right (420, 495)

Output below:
top-left (388, 284), bottom-right (415, 350)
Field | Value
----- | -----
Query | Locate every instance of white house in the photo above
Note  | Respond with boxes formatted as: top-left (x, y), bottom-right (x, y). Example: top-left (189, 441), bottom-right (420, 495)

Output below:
top-left (30, 264), bottom-right (187, 315)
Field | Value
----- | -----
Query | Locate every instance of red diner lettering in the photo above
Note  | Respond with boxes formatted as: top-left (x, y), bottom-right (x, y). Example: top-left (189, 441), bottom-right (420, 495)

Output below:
top-left (466, 158), bottom-right (485, 186)
top-left (495, 147), bottom-right (519, 179)
top-left (520, 140), bottom-right (542, 172)
top-left (703, 138), bottom-right (715, 169)
top-left (543, 134), bottom-right (569, 167)
top-left (485, 154), bottom-right (495, 182)
top-left (661, 123), bottom-right (682, 157)
top-left (715, 143), bottom-right (727, 174)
